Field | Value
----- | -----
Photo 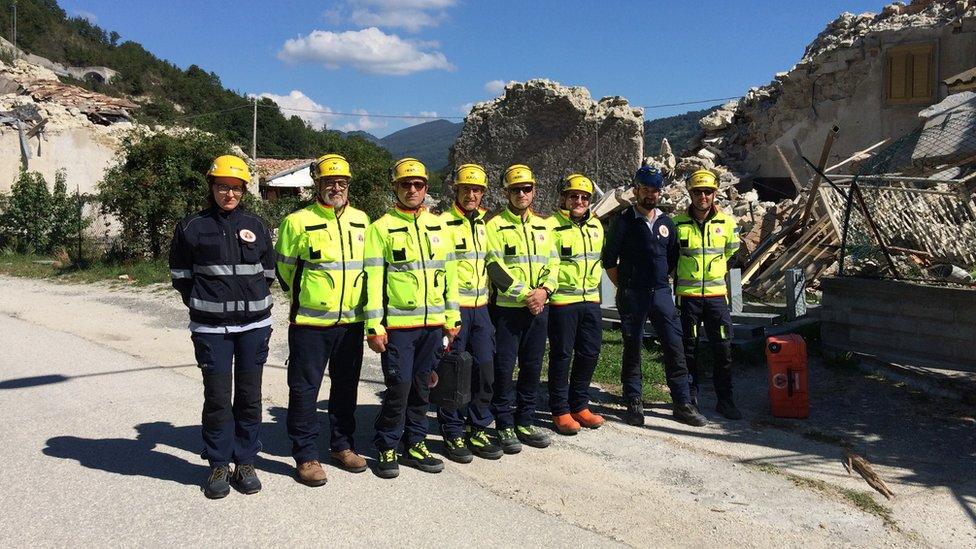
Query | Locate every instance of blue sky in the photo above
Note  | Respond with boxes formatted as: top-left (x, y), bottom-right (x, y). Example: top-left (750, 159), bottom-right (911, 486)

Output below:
top-left (58, 0), bottom-right (884, 137)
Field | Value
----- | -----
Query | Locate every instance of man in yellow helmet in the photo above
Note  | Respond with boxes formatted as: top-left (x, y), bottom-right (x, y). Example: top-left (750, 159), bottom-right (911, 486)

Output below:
top-left (436, 163), bottom-right (504, 463)
top-left (275, 153), bottom-right (371, 486)
top-left (547, 173), bottom-right (606, 435)
top-left (673, 169), bottom-right (742, 420)
top-left (169, 155), bottom-right (276, 498)
top-left (485, 164), bottom-right (560, 453)
top-left (364, 157), bottom-right (461, 479)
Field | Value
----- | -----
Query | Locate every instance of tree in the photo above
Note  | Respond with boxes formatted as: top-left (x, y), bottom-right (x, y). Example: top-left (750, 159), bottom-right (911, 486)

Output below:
top-left (1, 170), bottom-right (52, 253)
top-left (99, 130), bottom-right (233, 259)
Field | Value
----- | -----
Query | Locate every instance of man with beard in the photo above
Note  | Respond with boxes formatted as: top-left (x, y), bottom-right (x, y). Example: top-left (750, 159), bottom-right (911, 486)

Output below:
top-left (602, 166), bottom-right (707, 428)
top-left (673, 169), bottom-right (743, 420)
top-left (276, 154), bottom-right (371, 487)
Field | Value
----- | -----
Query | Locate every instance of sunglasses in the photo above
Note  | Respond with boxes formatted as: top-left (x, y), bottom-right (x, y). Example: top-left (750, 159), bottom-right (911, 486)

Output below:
top-left (508, 186), bottom-right (534, 195)
top-left (567, 193), bottom-right (590, 202)
top-left (398, 181), bottom-right (427, 191)
top-left (690, 189), bottom-right (716, 196)
top-left (215, 184), bottom-right (244, 195)
top-left (317, 179), bottom-right (349, 190)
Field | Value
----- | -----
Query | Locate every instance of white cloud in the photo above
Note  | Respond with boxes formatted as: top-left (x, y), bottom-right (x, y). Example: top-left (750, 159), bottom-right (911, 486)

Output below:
top-left (252, 90), bottom-right (337, 130)
top-left (321, 8), bottom-right (343, 26)
top-left (484, 79), bottom-right (507, 95)
top-left (340, 108), bottom-right (387, 132)
top-left (458, 102), bottom-right (475, 115)
top-left (336, 0), bottom-right (456, 32)
top-left (73, 10), bottom-right (98, 23)
top-left (402, 110), bottom-right (439, 125)
top-left (278, 27), bottom-right (454, 75)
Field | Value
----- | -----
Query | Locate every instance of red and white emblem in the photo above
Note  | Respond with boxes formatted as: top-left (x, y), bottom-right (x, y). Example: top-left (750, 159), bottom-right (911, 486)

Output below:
top-left (714, 226), bottom-right (723, 236)
top-left (358, 233), bottom-right (365, 242)
top-left (537, 233), bottom-right (546, 242)
top-left (239, 229), bottom-right (257, 243)
top-left (658, 225), bottom-right (670, 238)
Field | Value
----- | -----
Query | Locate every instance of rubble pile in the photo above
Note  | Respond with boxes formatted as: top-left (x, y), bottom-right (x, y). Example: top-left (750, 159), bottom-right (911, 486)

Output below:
top-left (449, 79), bottom-right (644, 213)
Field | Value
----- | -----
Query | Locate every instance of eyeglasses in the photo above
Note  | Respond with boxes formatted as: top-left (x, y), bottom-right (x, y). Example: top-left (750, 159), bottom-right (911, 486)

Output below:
top-left (398, 181), bottom-right (427, 191)
top-left (690, 189), bottom-right (716, 196)
top-left (567, 193), bottom-right (590, 202)
top-left (317, 179), bottom-right (349, 190)
top-left (215, 184), bottom-right (244, 195)
top-left (508, 186), bottom-right (534, 195)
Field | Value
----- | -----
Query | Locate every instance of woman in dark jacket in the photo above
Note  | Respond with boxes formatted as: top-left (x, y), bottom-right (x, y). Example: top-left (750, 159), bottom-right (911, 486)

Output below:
top-left (169, 154), bottom-right (276, 499)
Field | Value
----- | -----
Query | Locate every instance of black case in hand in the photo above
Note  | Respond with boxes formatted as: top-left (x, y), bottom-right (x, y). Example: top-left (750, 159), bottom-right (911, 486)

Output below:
top-left (430, 350), bottom-right (472, 409)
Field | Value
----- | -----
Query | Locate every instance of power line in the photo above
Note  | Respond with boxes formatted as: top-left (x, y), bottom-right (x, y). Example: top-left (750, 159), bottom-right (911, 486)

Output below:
top-left (172, 104), bottom-right (252, 121)
top-left (640, 96), bottom-right (740, 109)
top-left (265, 104), bottom-right (463, 120)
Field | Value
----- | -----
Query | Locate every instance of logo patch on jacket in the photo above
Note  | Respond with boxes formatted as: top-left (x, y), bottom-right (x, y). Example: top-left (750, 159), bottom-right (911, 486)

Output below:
top-left (239, 229), bottom-right (257, 243)
top-left (658, 225), bottom-right (669, 238)
top-left (714, 226), bottom-right (723, 235)
top-left (536, 233), bottom-right (546, 242)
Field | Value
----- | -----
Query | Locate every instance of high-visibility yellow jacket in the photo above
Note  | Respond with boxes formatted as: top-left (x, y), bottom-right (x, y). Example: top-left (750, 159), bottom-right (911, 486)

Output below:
top-left (673, 207), bottom-right (741, 297)
top-left (485, 207), bottom-right (559, 308)
top-left (441, 202), bottom-right (489, 308)
top-left (363, 205), bottom-right (461, 336)
top-left (550, 208), bottom-right (603, 306)
top-left (275, 202), bottom-right (370, 326)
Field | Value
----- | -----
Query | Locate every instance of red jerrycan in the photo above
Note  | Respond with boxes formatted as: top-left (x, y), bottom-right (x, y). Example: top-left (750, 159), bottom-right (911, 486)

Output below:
top-left (766, 334), bottom-right (809, 418)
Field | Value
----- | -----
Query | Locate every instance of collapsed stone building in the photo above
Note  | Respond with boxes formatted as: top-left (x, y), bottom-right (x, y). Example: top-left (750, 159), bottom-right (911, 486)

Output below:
top-left (448, 79), bottom-right (645, 214)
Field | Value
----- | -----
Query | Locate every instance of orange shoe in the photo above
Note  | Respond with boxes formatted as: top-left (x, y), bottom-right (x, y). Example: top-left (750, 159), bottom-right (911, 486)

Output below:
top-left (552, 413), bottom-right (581, 435)
top-left (571, 408), bottom-right (605, 429)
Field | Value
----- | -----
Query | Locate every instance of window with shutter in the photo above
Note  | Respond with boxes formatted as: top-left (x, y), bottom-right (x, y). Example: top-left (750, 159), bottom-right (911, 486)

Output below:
top-left (884, 42), bottom-right (935, 105)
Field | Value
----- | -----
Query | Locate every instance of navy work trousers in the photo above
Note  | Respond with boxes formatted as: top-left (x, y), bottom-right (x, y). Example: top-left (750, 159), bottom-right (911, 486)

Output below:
top-left (617, 287), bottom-right (691, 405)
top-left (286, 322), bottom-right (365, 464)
top-left (374, 327), bottom-right (441, 450)
top-left (547, 301), bottom-right (603, 415)
top-left (679, 295), bottom-right (734, 400)
top-left (190, 325), bottom-right (272, 467)
top-left (491, 305), bottom-right (548, 429)
top-left (437, 306), bottom-right (495, 438)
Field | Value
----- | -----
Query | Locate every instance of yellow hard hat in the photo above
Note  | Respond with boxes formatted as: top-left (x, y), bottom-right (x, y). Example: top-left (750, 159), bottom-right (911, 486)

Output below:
top-left (455, 164), bottom-right (487, 188)
top-left (561, 173), bottom-right (593, 195)
top-left (311, 153), bottom-right (351, 179)
top-left (687, 169), bottom-right (719, 191)
top-left (207, 155), bottom-right (251, 184)
top-left (391, 157), bottom-right (428, 183)
top-left (502, 164), bottom-right (535, 188)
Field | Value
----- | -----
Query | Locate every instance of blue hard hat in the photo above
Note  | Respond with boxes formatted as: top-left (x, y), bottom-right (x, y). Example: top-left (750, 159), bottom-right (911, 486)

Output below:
top-left (634, 166), bottom-right (663, 188)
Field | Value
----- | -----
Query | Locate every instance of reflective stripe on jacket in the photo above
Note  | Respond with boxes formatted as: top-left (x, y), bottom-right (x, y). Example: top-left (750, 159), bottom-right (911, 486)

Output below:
top-left (485, 207), bottom-right (559, 308)
top-left (169, 207), bottom-right (275, 326)
top-left (673, 208), bottom-right (740, 297)
top-left (550, 208), bottom-right (603, 306)
top-left (275, 202), bottom-right (370, 327)
top-left (441, 202), bottom-right (489, 308)
top-left (363, 205), bottom-right (461, 336)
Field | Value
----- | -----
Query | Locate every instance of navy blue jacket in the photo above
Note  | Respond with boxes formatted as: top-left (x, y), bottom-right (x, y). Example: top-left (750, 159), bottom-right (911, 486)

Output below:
top-left (601, 206), bottom-right (679, 291)
top-left (169, 206), bottom-right (275, 326)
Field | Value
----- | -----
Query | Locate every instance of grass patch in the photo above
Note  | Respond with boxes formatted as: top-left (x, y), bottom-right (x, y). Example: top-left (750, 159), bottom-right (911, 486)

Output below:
top-left (0, 252), bottom-right (170, 286)
top-left (746, 462), bottom-right (895, 525)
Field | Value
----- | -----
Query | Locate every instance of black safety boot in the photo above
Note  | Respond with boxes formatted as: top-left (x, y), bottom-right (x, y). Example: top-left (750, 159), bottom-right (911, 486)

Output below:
top-left (716, 397), bottom-right (743, 420)
top-left (623, 398), bottom-right (645, 427)
top-left (515, 424), bottom-right (551, 448)
top-left (496, 427), bottom-right (522, 454)
top-left (376, 448), bottom-right (399, 479)
top-left (442, 433), bottom-right (474, 464)
top-left (400, 441), bottom-right (444, 473)
top-left (232, 463), bottom-right (262, 494)
top-left (204, 465), bottom-right (231, 499)
top-left (467, 429), bottom-right (504, 460)
top-left (673, 402), bottom-right (709, 427)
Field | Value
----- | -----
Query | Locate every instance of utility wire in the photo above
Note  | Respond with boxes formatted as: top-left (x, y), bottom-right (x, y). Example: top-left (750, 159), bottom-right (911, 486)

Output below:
top-left (172, 104), bottom-right (252, 121)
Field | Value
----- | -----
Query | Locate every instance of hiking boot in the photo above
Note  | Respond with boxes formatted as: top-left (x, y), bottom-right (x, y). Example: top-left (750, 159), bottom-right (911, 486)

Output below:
top-left (231, 463), bottom-right (261, 495)
top-left (673, 402), bottom-right (709, 427)
top-left (467, 429), bottom-right (503, 460)
top-left (571, 408), bottom-right (605, 429)
top-left (330, 449), bottom-right (368, 473)
top-left (716, 397), bottom-right (743, 420)
top-left (204, 465), bottom-right (231, 499)
top-left (400, 441), bottom-right (444, 473)
top-left (376, 449), bottom-right (399, 479)
top-left (496, 427), bottom-right (522, 454)
top-left (622, 399), bottom-right (645, 427)
top-left (296, 460), bottom-right (328, 487)
top-left (552, 413), bottom-right (581, 436)
top-left (442, 434), bottom-right (474, 464)
top-left (515, 424), bottom-right (551, 448)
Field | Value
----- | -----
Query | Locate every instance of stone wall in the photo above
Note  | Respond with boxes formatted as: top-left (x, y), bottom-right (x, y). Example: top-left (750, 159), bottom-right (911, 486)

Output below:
top-left (449, 79), bottom-right (644, 214)
top-left (820, 276), bottom-right (976, 369)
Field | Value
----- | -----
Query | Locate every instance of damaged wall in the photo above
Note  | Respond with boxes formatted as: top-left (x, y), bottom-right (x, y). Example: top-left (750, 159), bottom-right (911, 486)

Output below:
top-left (449, 79), bottom-right (644, 213)
top-left (698, 0), bottom-right (976, 180)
